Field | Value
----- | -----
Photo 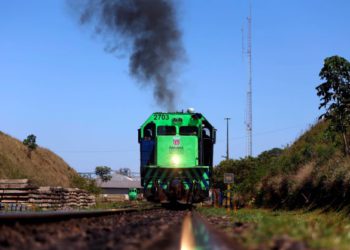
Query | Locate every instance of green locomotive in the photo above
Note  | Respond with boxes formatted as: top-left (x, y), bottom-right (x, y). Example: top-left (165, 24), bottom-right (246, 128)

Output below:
top-left (138, 110), bottom-right (216, 204)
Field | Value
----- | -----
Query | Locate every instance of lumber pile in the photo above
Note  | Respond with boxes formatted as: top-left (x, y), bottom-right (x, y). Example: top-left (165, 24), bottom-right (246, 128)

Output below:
top-left (0, 179), bottom-right (95, 211)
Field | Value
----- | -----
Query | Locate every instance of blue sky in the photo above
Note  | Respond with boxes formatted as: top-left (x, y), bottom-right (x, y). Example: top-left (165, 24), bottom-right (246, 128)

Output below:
top-left (1, 1), bottom-right (349, 173)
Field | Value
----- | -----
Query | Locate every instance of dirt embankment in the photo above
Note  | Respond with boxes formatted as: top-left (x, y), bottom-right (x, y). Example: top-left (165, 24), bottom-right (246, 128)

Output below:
top-left (0, 131), bottom-right (79, 187)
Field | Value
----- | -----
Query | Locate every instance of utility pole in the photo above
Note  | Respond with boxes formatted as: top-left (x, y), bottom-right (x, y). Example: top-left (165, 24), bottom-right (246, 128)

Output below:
top-left (224, 118), bottom-right (231, 160)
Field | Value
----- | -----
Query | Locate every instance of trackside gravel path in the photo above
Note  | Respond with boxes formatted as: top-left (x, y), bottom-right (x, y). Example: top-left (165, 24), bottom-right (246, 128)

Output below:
top-left (0, 209), bottom-right (186, 250)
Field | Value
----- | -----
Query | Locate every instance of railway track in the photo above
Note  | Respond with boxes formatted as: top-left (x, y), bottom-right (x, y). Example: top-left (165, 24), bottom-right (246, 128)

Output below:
top-left (0, 207), bottom-right (243, 250)
top-left (0, 207), bottom-right (158, 224)
top-left (179, 211), bottom-right (243, 250)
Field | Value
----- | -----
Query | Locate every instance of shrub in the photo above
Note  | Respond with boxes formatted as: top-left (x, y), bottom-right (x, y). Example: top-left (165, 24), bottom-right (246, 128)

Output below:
top-left (70, 175), bottom-right (101, 195)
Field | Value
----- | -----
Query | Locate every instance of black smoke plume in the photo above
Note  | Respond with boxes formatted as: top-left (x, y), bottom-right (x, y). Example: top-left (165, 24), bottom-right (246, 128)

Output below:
top-left (73, 0), bottom-right (184, 110)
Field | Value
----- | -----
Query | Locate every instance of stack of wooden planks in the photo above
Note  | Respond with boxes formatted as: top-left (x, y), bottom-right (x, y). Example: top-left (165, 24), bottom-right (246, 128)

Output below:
top-left (0, 179), bottom-right (95, 210)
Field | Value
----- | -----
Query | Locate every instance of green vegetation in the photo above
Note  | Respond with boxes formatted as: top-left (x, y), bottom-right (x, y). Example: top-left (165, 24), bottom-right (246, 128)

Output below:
top-left (214, 119), bottom-right (349, 209)
top-left (70, 175), bottom-right (101, 195)
top-left (23, 134), bottom-right (38, 158)
top-left (316, 55), bottom-right (350, 155)
top-left (213, 148), bottom-right (283, 204)
top-left (95, 166), bottom-right (112, 182)
top-left (199, 207), bottom-right (350, 250)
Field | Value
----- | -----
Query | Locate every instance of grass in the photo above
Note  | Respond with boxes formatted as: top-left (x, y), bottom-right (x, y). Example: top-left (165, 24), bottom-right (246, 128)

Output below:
top-left (0, 131), bottom-right (80, 187)
top-left (198, 207), bottom-right (350, 250)
top-left (93, 200), bottom-right (158, 210)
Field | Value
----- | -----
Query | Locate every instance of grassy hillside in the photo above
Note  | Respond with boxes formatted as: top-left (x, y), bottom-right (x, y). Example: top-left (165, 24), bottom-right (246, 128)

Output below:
top-left (257, 121), bottom-right (350, 210)
top-left (0, 131), bottom-right (80, 187)
top-left (214, 120), bottom-right (350, 210)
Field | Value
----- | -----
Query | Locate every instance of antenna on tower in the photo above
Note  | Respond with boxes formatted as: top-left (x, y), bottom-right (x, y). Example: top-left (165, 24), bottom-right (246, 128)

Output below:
top-left (245, 1), bottom-right (253, 157)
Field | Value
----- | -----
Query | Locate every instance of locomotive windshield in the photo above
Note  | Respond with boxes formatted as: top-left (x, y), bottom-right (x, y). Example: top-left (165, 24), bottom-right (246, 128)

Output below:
top-left (157, 126), bottom-right (176, 135)
top-left (180, 126), bottom-right (198, 136)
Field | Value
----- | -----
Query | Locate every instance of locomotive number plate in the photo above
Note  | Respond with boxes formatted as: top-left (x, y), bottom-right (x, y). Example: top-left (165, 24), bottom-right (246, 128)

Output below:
top-left (154, 114), bottom-right (169, 120)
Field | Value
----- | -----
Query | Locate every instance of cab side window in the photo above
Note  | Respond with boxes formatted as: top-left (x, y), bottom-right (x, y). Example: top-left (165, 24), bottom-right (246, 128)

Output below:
top-left (144, 122), bottom-right (155, 140)
top-left (141, 122), bottom-right (156, 167)
top-left (202, 128), bottom-right (211, 138)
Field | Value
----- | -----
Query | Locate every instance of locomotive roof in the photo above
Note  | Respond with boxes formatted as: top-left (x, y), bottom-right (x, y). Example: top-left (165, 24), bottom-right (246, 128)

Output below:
top-left (140, 112), bottom-right (214, 129)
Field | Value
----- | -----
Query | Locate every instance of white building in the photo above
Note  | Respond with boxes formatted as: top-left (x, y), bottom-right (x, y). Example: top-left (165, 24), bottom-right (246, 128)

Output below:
top-left (97, 172), bottom-right (142, 195)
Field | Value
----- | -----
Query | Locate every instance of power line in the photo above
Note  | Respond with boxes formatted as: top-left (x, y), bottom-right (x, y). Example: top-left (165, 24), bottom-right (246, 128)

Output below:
top-left (231, 125), bottom-right (302, 140)
top-left (215, 124), bottom-right (305, 142)
top-left (55, 149), bottom-right (137, 153)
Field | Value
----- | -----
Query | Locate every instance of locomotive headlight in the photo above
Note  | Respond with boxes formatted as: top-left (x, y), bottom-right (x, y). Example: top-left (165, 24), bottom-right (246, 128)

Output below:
top-left (171, 155), bottom-right (181, 166)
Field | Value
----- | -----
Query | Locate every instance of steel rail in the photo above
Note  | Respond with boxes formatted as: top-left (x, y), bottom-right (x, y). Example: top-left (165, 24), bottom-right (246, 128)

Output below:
top-left (0, 206), bottom-right (159, 224)
top-left (180, 210), bottom-right (244, 250)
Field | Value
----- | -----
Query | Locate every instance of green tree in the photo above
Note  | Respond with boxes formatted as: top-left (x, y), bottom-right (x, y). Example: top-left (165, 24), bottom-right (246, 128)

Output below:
top-left (316, 55), bottom-right (350, 155)
top-left (71, 175), bottom-right (101, 195)
top-left (23, 134), bottom-right (38, 158)
top-left (214, 157), bottom-right (259, 195)
top-left (95, 166), bottom-right (112, 182)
